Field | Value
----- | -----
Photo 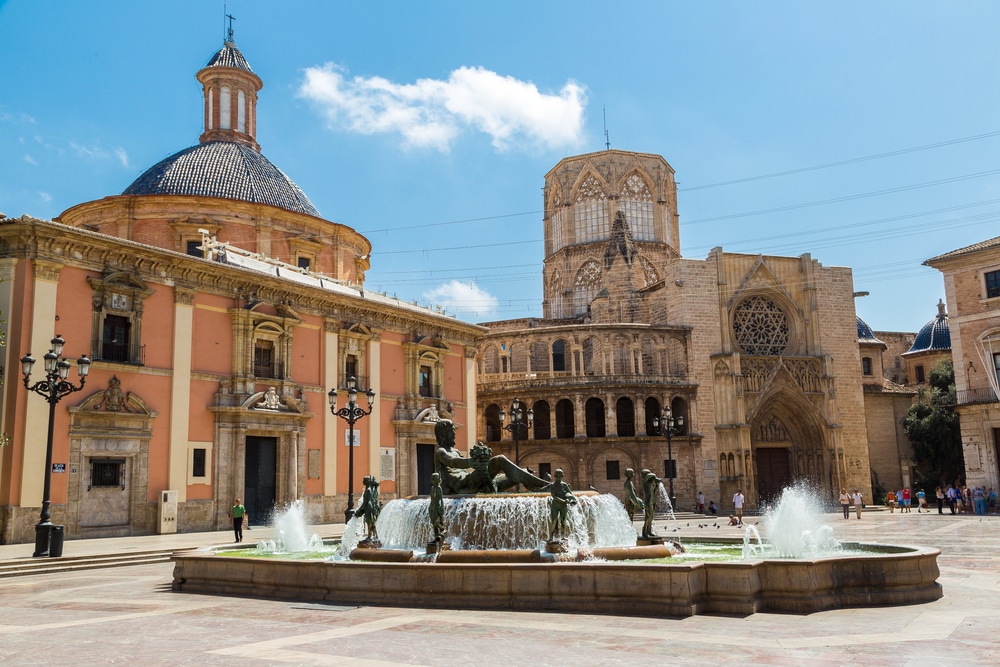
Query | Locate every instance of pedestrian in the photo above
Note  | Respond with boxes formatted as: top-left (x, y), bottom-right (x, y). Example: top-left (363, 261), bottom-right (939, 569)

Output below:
top-left (852, 489), bottom-right (863, 519)
top-left (697, 490), bottom-right (706, 514)
top-left (916, 488), bottom-right (926, 513)
top-left (733, 489), bottom-right (745, 525)
top-left (886, 489), bottom-right (896, 513)
top-left (946, 484), bottom-right (957, 514)
top-left (901, 487), bottom-right (911, 513)
top-left (708, 500), bottom-right (717, 515)
top-left (230, 497), bottom-right (248, 543)
top-left (989, 488), bottom-right (997, 514)
top-left (935, 486), bottom-right (944, 514)
top-left (974, 486), bottom-right (986, 516)
top-left (839, 488), bottom-right (852, 519)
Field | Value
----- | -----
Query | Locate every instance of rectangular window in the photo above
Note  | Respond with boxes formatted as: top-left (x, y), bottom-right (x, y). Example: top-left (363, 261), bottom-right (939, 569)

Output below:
top-left (186, 239), bottom-right (203, 257)
top-left (994, 353), bottom-right (1000, 387)
top-left (102, 314), bottom-right (131, 362)
top-left (297, 256), bottom-right (311, 271)
top-left (192, 448), bottom-right (206, 478)
top-left (987, 270), bottom-right (1000, 299)
top-left (862, 357), bottom-right (873, 376)
top-left (419, 365), bottom-right (432, 397)
top-left (538, 462), bottom-right (552, 481)
top-left (664, 459), bottom-right (677, 480)
top-left (606, 460), bottom-right (621, 480)
top-left (90, 458), bottom-right (125, 490)
top-left (254, 340), bottom-right (275, 378)
top-left (345, 354), bottom-right (357, 380)
top-left (915, 365), bottom-right (926, 384)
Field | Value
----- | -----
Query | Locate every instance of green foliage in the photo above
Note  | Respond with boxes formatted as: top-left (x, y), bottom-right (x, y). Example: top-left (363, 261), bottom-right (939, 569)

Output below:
top-left (902, 360), bottom-right (963, 488)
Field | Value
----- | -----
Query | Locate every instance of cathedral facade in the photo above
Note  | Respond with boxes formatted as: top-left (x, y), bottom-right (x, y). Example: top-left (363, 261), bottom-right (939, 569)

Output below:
top-left (477, 150), bottom-right (874, 510)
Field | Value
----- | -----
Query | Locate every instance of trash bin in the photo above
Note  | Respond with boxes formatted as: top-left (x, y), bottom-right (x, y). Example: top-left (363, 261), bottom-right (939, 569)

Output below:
top-left (49, 525), bottom-right (65, 558)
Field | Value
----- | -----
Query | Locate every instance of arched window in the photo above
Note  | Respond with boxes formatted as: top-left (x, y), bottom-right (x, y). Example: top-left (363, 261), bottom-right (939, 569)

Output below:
top-left (552, 339), bottom-right (566, 372)
top-left (550, 184), bottom-right (566, 252)
top-left (619, 173), bottom-right (654, 241)
top-left (670, 396), bottom-right (688, 433)
top-left (237, 89), bottom-right (246, 132)
top-left (585, 397), bottom-right (606, 438)
top-left (644, 397), bottom-right (661, 436)
top-left (574, 173), bottom-right (608, 243)
top-left (509, 342), bottom-right (528, 374)
top-left (485, 404), bottom-right (502, 442)
top-left (614, 338), bottom-right (630, 375)
top-left (616, 397), bottom-right (635, 437)
top-left (482, 345), bottom-right (499, 374)
top-left (641, 337), bottom-right (659, 375)
top-left (532, 400), bottom-right (551, 440)
top-left (574, 261), bottom-right (602, 316)
top-left (220, 86), bottom-right (231, 129)
top-left (555, 399), bottom-right (575, 439)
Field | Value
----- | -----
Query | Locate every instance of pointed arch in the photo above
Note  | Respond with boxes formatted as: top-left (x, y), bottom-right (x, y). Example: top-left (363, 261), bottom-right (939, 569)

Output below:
top-left (574, 260), bottom-right (603, 316)
top-left (619, 170), bottom-right (654, 241)
top-left (574, 171), bottom-right (610, 243)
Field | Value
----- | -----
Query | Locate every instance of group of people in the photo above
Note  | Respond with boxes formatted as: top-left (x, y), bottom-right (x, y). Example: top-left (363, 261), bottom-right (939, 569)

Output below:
top-left (694, 490), bottom-right (718, 516)
top-left (884, 484), bottom-right (997, 515)
top-left (838, 489), bottom-right (865, 519)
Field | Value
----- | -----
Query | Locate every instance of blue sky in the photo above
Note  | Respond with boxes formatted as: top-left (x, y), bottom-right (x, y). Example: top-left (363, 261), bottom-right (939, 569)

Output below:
top-left (2, 1), bottom-right (999, 332)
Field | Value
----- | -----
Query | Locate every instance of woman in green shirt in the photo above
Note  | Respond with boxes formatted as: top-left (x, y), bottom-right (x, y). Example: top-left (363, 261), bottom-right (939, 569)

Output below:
top-left (231, 498), bottom-right (247, 543)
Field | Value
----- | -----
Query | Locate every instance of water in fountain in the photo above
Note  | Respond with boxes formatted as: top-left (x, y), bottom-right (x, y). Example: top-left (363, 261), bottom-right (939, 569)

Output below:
top-left (655, 482), bottom-right (680, 533)
top-left (253, 500), bottom-right (326, 555)
top-left (741, 523), bottom-right (764, 559)
top-left (755, 485), bottom-right (842, 558)
top-left (335, 515), bottom-right (364, 558)
top-left (375, 494), bottom-right (635, 552)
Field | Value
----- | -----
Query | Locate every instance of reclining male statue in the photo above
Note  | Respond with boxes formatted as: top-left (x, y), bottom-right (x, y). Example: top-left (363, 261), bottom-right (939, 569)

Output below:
top-left (433, 420), bottom-right (550, 495)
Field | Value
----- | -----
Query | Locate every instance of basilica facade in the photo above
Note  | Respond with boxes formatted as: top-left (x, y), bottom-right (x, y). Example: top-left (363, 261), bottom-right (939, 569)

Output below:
top-left (0, 38), bottom-right (481, 544)
top-left (477, 150), bottom-right (875, 510)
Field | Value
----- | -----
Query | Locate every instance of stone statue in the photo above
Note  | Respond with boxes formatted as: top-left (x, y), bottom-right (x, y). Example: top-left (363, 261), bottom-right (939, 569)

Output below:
top-left (428, 472), bottom-right (445, 545)
top-left (641, 468), bottom-right (661, 539)
top-left (547, 469), bottom-right (577, 541)
top-left (433, 420), bottom-right (550, 495)
top-left (256, 386), bottom-right (282, 410)
top-left (355, 475), bottom-right (382, 542)
top-left (623, 468), bottom-right (645, 520)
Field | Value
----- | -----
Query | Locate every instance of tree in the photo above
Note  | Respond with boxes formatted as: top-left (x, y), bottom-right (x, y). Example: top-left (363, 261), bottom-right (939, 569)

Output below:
top-left (902, 360), bottom-right (963, 489)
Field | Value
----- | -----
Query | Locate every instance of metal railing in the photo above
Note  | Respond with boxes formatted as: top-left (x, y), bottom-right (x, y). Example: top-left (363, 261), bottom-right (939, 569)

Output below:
top-left (955, 387), bottom-right (999, 406)
top-left (97, 341), bottom-right (146, 366)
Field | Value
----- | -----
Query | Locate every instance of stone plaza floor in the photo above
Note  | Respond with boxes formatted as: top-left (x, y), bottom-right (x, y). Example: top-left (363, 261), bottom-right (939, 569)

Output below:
top-left (0, 509), bottom-right (998, 666)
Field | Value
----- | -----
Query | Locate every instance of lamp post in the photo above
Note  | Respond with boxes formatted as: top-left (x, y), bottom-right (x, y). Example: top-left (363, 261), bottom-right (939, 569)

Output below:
top-left (652, 406), bottom-right (684, 513)
top-left (20, 335), bottom-right (91, 558)
top-left (328, 376), bottom-right (376, 524)
top-left (498, 398), bottom-right (532, 490)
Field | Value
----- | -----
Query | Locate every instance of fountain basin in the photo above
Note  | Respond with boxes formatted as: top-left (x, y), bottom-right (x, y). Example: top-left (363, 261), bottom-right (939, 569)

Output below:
top-left (171, 541), bottom-right (941, 616)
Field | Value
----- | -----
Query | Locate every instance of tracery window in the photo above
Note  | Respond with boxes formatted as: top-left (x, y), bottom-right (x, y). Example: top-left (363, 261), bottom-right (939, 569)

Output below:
top-left (732, 296), bottom-right (790, 356)
top-left (574, 261), bottom-right (602, 315)
top-left (619, 173), bottom-right (654, 241)
top-left (640, 256), bottom-right (660, 287)
top-left (574, 174), bottom-right (608, 243)
top-left (549, 185), bottom-right (566, 252)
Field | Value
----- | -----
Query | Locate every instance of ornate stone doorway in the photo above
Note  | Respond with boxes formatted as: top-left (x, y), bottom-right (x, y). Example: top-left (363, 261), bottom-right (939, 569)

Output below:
top-left (749, 393), bottom-right (830, 504)
top-left (754, 446), bottom-right (792, 505)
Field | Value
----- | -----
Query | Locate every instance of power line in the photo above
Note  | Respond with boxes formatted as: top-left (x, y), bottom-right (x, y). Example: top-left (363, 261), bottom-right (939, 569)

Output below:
top-left (358, 210), bottom-right (541, 235)
top-left (679, 129), bottom-right (1000, 192)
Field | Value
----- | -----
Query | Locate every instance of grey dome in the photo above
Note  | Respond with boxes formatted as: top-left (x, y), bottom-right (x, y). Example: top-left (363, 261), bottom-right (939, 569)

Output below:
top-left (123, 141), bottom-right (320, 217)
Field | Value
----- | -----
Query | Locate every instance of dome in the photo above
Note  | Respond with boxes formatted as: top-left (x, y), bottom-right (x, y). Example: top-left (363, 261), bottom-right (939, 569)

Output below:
top-left (205, 41), bottom-right (254, 74)
top-left (906, 300), bottom-right (951, 355)
top-left (856, 316), bottom-right (884, 345)
top-left (122, 141), bottom-right (320, 217)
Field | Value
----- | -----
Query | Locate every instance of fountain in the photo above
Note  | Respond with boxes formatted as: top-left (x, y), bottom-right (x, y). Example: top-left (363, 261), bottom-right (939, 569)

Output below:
top-left (172, 423), bottom-right (942, 616)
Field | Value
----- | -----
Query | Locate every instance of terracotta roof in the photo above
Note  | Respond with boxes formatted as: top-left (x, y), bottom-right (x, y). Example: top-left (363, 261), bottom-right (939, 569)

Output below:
top-left (924, 235), bottom-right (1000, 264)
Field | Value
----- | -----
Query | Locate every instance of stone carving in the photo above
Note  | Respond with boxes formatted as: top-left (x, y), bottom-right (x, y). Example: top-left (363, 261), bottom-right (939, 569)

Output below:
top-left (255, 387), bottom-right (282, 410)
top-left (94, 376), bottom-right (128, 412)
top-left (414, 403), bottom-right (440, 423)
top-left (732, 296), bottom-right (789, 356)
top-left (740, 357), bottom-right (823, 394)
top-left (753, 414), bottom-right (792, 442)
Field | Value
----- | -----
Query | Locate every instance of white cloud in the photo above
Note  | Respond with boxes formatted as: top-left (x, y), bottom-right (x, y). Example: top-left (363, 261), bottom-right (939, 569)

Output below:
top-left (69, 140), bottom-right (130, 167)
top-left (114, 147), bottom-right (130, 168)
top-left (423, 280), bottom-right (499, 318)
top-left (37, 191), bottom-right (52, 202)
top-left (299, 64), bottom-right (587, 152)
top-left (23, 154), bottom-right (38, 165)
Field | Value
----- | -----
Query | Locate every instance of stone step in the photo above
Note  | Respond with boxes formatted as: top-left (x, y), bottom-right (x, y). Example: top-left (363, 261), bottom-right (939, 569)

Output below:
top-left (0, 548), bottom-right (195, 578)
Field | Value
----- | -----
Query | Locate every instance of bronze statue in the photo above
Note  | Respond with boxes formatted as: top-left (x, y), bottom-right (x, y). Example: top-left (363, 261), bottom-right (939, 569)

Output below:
top-left (433, 420), bottom-right (550, 494)
top-left (623, 468), bottom-right (645, 520)
top-left (548, 468), bottom-right (577, 541)
top-left (641, 468), bottom-right (661, 539)
top-left (355, 475), bottom-right (381, 541)
top-left (428, 472), bottom-right (445, 545)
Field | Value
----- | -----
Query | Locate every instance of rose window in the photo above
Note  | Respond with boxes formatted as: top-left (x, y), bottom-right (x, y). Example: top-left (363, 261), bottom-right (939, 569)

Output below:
top-left (732, 296), bottom-right (789, 356)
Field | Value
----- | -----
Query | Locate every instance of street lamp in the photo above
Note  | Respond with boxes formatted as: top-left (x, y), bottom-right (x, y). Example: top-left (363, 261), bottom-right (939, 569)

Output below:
top-left (328, 376), bottom-right (376, 524)
top-left (20, 334), bottom-right (91, 558)
top-left (498, 398), bottom-right (533, 489)
top-left (652, 406), bottom-right (684, 513)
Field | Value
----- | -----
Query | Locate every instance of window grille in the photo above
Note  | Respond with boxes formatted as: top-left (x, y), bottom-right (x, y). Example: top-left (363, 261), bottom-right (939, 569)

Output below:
top-left (90, 458), bottom-right (125, 490)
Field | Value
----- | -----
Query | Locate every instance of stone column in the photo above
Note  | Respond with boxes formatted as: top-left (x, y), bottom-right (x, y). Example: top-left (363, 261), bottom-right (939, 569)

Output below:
top-left (168, 288), bottom-right (195, 501)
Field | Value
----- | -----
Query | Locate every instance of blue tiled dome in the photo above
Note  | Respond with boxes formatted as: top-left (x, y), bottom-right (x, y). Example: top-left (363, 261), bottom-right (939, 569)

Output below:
top-left (122, 141), bottom-right (320, 217)
top-left (906, 300), bottom-right (951, 354)
top-left (857, 316), bottom-right (884, 345)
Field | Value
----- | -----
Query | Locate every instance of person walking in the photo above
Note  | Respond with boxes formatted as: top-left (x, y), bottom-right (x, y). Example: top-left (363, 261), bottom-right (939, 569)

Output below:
top-left (901, 487), bottom-right (911, 512)
top-left (230, 498), bottom-right (248, 543)
top-left (935, 486), bottom-right (945, 514)
top-left (839, 488), bottom-right (852, 519)
top-left (733, 489), bottom-right (745, 525)
top-left (916, 488), bottom-right (926, 513)
top-left (852, 489), bottom-right (863, 519)
top-left (886, 489), bottom-right (896, 513)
